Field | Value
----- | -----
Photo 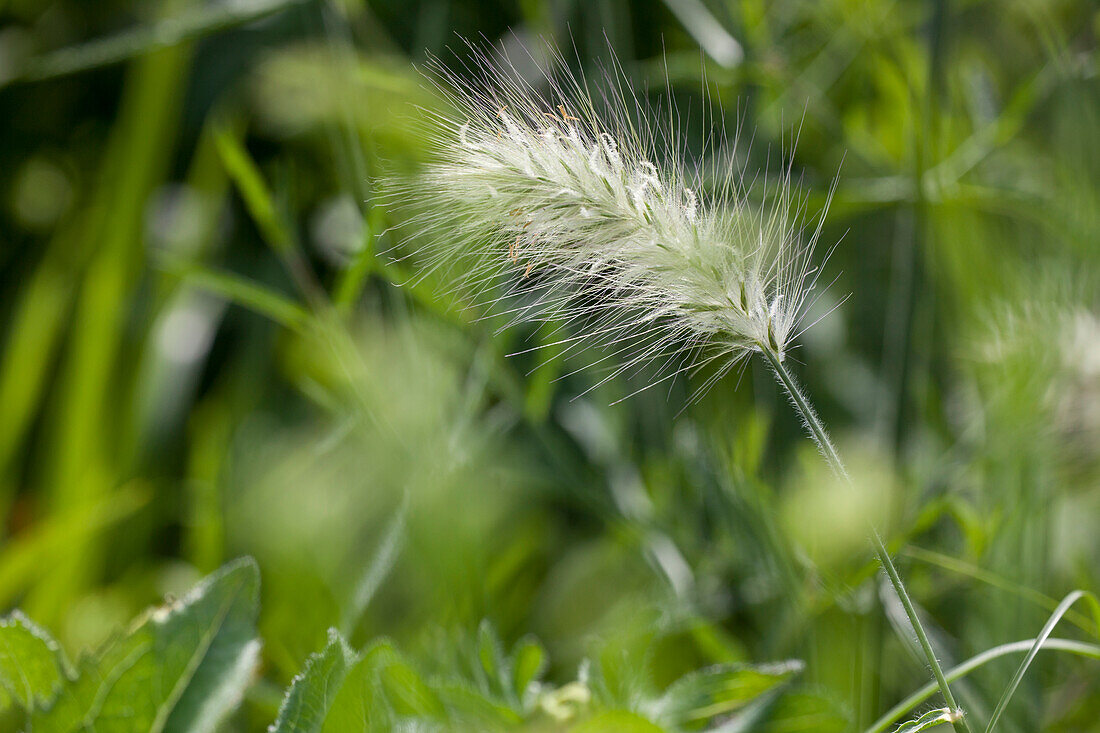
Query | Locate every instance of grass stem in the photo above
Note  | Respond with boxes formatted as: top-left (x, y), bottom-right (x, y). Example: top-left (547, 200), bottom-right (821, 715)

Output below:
top-left (759, 345), bottom-right (971, 733)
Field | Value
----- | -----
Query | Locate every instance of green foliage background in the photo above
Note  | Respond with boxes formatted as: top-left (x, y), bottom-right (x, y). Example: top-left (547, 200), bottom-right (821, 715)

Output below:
top-left (1, 0), bottom-right (1099, 730)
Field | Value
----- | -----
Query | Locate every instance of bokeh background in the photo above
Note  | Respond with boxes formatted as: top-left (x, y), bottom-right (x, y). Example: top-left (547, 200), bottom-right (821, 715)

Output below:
top-left (2, 0), bottom-right (1100, 730)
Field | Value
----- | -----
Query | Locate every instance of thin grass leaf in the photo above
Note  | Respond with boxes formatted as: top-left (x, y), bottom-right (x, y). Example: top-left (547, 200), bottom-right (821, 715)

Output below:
top-left (0, 243), bottom-right (75, 508)
top-left (0, 486), bottom-right (149, 608)
top-left (985, 590), bottom-right (1100, 732)
top-left (161, 261), bottom-right (311, 333)
top-left (213, 127), bottom-right (295, 256)
top-left (10, 0), bottom-right (309, 86)
top-left (659, 0), bottom-right (743, 67)
top-left (34, 38), bottom-right (191, 622)
top-left (865, 638), bottom-right (1100, 733)
top-left (904, 546), bottom-right (1097, 636)
top-left (339, 497), bottom-right (407, 636)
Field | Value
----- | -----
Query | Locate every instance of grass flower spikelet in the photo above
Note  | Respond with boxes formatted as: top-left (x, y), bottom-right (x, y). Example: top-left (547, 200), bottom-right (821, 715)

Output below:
top-left (397, 44), bottom-right (834, 394)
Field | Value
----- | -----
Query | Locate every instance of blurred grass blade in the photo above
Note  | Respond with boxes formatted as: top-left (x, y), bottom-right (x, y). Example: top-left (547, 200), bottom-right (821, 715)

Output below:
top-left (0, 244), bottom-right (75, 522)
top-left (660, 0), bottom-right (743, 67)
top-left (650, 660), bottom-right (803, 726)
top-left (10, 0), bottom-right (310, 86)
top-left (340, 497), bottom-right (407, 636)
top-left (332, 207), bottom-right (382, 311)
top-left (213, 127), bottom-right (295, 256)
top-left (162, 260), bottom-right (311, 333)
top-left (0, 486), bottom-right (149, 609)
top-left (32, 40), bottom-right (192, 624)
top-left (985, 590), bottom-right (1100, 732)
top-left (214, 126), bottom-right (323, 301)
top-left (904, 547), bottom-right (1098, 636)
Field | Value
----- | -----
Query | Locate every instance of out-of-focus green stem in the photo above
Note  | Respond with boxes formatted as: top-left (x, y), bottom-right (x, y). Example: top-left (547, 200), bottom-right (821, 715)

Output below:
top-left (759, 345), bottom-right (970, 733)
top-left (8, 0), bottom-right (309, 87)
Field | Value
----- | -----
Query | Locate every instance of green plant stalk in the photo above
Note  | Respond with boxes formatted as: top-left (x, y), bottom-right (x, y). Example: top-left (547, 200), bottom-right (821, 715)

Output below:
top-left (759, 345), bottom-right (970, 733)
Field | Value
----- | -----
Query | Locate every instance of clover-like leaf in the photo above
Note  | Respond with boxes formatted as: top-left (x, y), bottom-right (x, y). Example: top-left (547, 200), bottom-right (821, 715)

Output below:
top-left (271, 629), bottom-right (357, 732)
top-left (0, 611), bottom-right (66, 711)
top-left (650, 660), bottom-right (804, 729)
top-left (31, 557), bottom-right (261, 733)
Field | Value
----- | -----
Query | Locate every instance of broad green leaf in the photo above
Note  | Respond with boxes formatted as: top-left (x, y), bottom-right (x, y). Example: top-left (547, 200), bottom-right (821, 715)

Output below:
top-left (272, 629), bottom-right (356, 733)
top-left (32, 558), bottom-right (261, 733)
top-left (893, 708), bottom-right (960, 732)
top-left (651, 660), bottom-right (804, 728)
top-left (0, 612), bottom-right (66, 711)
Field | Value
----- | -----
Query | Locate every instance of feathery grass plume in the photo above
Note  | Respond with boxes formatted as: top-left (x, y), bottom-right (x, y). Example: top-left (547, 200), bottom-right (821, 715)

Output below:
top-left (391, 41), bottom-right (834, 397)
top-left (393, 41), bottom-right (971, 732)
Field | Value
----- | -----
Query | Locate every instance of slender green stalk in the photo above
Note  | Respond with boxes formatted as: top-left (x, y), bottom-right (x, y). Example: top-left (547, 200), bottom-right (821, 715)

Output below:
top-left (874, 528), bottom-right (968, 733)
top-left (759, 346), bottom-right (847, 479)
top-left (759, 345), bottom-right (970, 733)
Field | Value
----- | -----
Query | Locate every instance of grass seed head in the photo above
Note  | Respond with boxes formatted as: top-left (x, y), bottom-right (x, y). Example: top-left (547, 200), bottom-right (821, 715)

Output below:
top-left (390, 41), bottom-right (835, 397)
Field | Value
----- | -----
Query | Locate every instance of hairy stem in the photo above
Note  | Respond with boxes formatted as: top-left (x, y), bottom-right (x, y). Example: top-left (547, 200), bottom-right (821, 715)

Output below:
top-left (759, 345), bottom-right (971, 733)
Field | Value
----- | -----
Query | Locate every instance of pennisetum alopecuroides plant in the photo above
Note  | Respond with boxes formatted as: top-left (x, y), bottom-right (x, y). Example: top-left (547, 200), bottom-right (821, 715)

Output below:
top-left (391, 41), bottom-right (970, 733)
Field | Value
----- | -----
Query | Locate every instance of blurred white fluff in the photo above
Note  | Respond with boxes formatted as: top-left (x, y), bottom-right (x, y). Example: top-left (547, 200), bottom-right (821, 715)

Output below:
top-left (392, 42), bottom-right (835, 396)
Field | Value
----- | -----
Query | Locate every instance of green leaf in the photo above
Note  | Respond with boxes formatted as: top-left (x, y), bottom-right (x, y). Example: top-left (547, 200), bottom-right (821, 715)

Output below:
top-left (511, 636), bottom-right (548, 699)
top-left (10, 0), bottom-right (308, 85)
top-left (272, 629), bottom-right (356, 733)
top-left (0, 486), bottom-right (149, 610)
top-left (0, 611), bottom-right (66, 711)
top-left (651, 660), bottom-right (804, 728)
top-left (214, 127), bottom-right (294, 256)
top-left (159, 259), bottom-right (311, 334)
top-left (894, 708), bottom-right (961, 732)
top-left (759, 690), bottom-right (850, 732)
top-left (570, 710), bottom-right (664, 732)
top-left (379, 655), bottom-right (445, 718)
top-left (477, 619), bottom-right (506, 694)
top-left (321, 639), bottom-right (443, 732)
top-left (319, 640), bottom-right (389, 733)
top-left (31, 557), bottom-right (261, 733)
top-left (340, 499), bottom-right (406, 636)
top-left (432, 680), bottom-right (524, 728)
top-left (985, 589), bottom-right (1100, 733)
